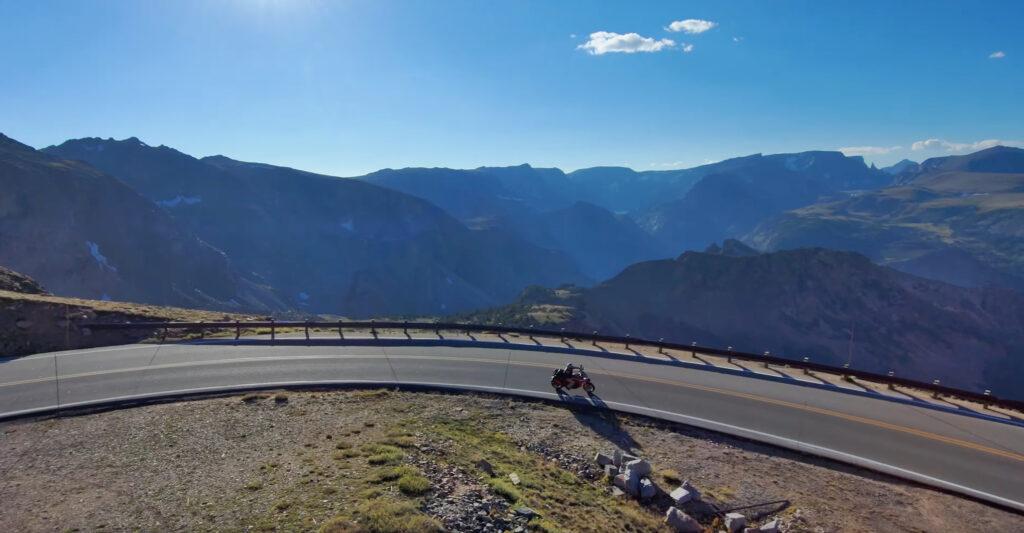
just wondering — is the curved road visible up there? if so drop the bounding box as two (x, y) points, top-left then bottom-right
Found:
(2, 337), (1023, 512)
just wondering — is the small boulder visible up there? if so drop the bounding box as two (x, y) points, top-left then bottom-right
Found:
(612, 449), (623, 467)
(624, 459), (652, 477)
(682, 480), (701, 501)
(664, 507), (702, 533)
(610, 486), (627, 498)
(613, 472), (641, 495)
(669, 486), (693, 505)
(724, 512), (747, 533)
(508, 473), (521, 486)
(639, 478), (657, 500)
(745, 519), (779, 533)
(595, 452), (613, 466)
(475, 459), (495, 477)
(515, 507), (537, 518)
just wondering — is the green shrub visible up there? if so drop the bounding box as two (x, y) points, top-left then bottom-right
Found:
(371, 466), (419, 482)
(397, 475), (431, 496)
(367, 451), (403, 465)
(485, 478), (522, 502)
(355, 499), (442, 532)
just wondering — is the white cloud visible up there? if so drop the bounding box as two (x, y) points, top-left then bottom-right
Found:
(732, 36), (743, 43)
(838, 145), (902, 156)
(989, 50), (1006, 59)
(569, 33), (577, 39)
(577, 31), (675, 55)
(911, 138), (1024, 152)
(666, 19), (717, 34)
(681, 43), (694, 53)
(650, 161), (687, 169)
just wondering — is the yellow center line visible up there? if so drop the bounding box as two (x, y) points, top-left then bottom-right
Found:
(2, 352), (1021, 462)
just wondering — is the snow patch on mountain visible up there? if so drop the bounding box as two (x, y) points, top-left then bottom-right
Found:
(157, 195), (202, 208)
(86, 241), (118, 272)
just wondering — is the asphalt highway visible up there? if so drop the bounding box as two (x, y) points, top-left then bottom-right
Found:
(2, 339), (1023, 512)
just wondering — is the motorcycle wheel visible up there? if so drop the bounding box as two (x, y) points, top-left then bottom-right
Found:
(550, 378), (561, 389)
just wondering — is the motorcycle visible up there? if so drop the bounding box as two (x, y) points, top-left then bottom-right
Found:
(550, 367), (595, 394)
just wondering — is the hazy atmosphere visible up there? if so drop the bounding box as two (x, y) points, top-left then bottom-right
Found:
(2, 0), (1021, 174)
(3, 2), (1024, 532)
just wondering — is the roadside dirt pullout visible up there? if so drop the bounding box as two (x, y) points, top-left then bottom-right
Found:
(1, 390), (1020, 532)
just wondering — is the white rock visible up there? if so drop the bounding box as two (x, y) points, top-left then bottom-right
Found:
(508, 473), (520, 486)
(664, 507), (702, 533)
(604, 464), (619, 477)
(755, 519), (779, 533)
(725, 512), (747, 533)
(624, 459), (652, 477)
(669, 486), (693, 505)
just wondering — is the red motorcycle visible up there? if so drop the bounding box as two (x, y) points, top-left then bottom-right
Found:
(551, 366), (596, 394)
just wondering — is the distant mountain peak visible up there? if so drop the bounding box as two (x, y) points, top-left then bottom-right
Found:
(882, 159), (919, 175)
(701, 239), (760, 258)
(0, 132), (37, 154)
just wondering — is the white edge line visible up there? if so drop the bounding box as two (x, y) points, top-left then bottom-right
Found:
(1, 378), (1021, 513)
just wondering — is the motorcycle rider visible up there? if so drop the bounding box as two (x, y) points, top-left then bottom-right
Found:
(555, 363), (584, 382)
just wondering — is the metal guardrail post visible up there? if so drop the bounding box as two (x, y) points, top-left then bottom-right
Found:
(235, 321), (241, 340)
(887, 370), (896, 390)
(658, 338), (665, 354)
(338, 320), (344, 339)
(802, 357), (810, 375)
(370, 320), (377, 339)
(932, 380), (941, 399)
(198, 321), (205, 339)
(305, 321), (310, 341)
(727, 346), (733, 363)
(270, 319), (275, 342)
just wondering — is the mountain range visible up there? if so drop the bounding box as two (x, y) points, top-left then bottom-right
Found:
(748, 146), (1024, 291)
(5, 130), (1024, 393)
(39, 137), (587, 316)
(0, 134), (285, 311)
(459, 242), (1024, 397)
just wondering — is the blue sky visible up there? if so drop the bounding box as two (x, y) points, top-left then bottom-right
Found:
(1, 0), (1021, 175)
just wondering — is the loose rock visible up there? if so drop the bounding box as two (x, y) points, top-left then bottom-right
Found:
(665, 507), (702, 533)
(475, 459), (495, 477)
(725, 512), (747, 533)
(624, 459), (651, 477)
(639, 478), (657, 500)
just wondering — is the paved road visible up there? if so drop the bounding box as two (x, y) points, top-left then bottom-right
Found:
(2, 338), (1023, 512)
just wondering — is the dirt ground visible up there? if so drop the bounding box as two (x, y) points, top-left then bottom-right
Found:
(0, 389), (1020, 532)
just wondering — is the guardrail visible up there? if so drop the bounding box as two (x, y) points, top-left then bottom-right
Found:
(81, 319), (1024, 411)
